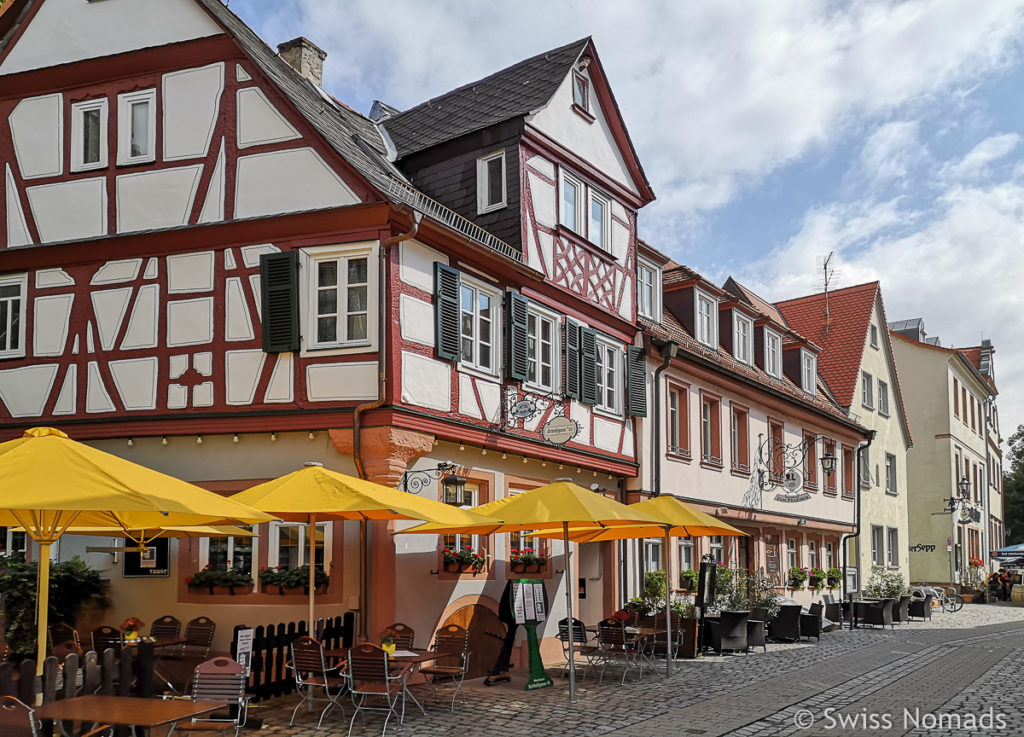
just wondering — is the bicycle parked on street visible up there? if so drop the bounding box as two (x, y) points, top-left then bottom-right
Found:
(912, 583), (964, 613)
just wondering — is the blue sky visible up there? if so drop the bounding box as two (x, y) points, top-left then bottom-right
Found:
(230, 0), (1024, 439)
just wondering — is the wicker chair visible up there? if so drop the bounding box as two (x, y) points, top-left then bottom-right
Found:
(821, 594), (843, 626)
(287, 636), (346, 729)
(768, 605), (802, 642)
(892, 595), (912, 624)
(596, 618), (643, 683)
(707, 610), (749, 655)
(800, 603), (823, 641)
(166, 657), (250, 737)
(746, 607), (768, 653)
(384, 623), (416, 650)
(556, 617), (601, 680)
(346, 643), (406, 737)
(908, 593), (934, 621)
(858, 599), (894, 628)
(420, 624), (471, 711)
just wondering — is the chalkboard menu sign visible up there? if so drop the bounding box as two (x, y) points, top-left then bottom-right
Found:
(122, 537), (170, 577)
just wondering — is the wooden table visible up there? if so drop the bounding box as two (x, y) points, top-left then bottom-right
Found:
(36, 695), (224, 733)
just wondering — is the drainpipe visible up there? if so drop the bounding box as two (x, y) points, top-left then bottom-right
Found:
(982, 397), (993, 573)
(841, 429), (875, 604)
(351, 209), (421, 639)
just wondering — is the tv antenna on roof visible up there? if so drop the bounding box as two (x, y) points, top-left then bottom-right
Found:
(817, 251), (838, 333)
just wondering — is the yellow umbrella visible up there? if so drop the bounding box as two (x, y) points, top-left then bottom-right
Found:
(0, 427), (275, 678)
(400, 480), (665, 702)
(229, 463), (498, 635)
(530, 495), (747, 676)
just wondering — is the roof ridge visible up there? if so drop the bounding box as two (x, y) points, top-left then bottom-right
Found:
(776, 280), (880, 306)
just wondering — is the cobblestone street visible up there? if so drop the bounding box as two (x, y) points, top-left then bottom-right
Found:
(219, 604), (1024, 737)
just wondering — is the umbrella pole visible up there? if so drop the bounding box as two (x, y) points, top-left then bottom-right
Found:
(563, 522), (576, 703)
(308, 513), (316, 637)
(35, 541), (52, 685)
(664, 527), (672, 677)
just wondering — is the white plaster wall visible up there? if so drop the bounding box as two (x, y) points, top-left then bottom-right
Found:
(526, 67), (639, 195)
(116, 166), (203, 234)
(0, 0), (223, 76)
(109, 357), (159, 410)
(9, 94), (62, 179)
(166, 298), (214, 347)
(92, 259), (141, 285)
(234, 148), (359, 219)
(5, 165), (32, 247)
(400, 352), (450, 411)
(167, 251), (215, 293)
(0, 364), (59, 417)
(33, 295), (74, 356)
(27, 178), (106, 243)
(224, 350), (266, 405)
(398, 240), (447, 293)
(162, 63), (223, 161)
(528, 172), (556, 228)
(399, 294), (434, 347)
(305, 362), (378, 402)
(236, 87), (300, 148)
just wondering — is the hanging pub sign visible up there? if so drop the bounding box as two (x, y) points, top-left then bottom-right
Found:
(774, 469), (811, 503)
(122, 537), (169, 577)
(510, 399), (538, 419)
(540, 416), (579, 445)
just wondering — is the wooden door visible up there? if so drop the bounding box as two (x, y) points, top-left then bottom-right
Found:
(441, 604), (505, 679)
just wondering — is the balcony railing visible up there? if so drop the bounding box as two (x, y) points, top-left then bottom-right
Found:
(386, 178), (523, 263)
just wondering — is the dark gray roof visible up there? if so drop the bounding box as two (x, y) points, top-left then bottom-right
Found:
(382, 38), (589, 159)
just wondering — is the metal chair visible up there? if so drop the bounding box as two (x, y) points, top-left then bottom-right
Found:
(595, 617), (643, 683)
(708, 610), (749, 654)
(556, 617), (601, 680)
(649, 611), (684, 660)
(91, 625), (123, 655)
(384, 622), (416, 649)
(419, 624), (471, 710)
(48, 622), (80, 651)
(345, 643), (407, 737)
(286, 635), (346, 729)
(150, 615), (182, 639)
(165, 657), (250, 736)
(800, 603), (823, 641)
(0, 696), (39, 737)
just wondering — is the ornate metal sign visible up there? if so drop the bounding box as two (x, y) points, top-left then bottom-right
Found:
(510, 399), (538, 419)
(540, 416), (579, 445)
(775, 469), (810, 503)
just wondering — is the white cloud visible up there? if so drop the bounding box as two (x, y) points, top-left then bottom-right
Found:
(939, 133), (1021, 182)
(858, 121), (924, 186)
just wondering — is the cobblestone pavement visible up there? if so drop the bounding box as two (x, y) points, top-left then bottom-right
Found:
(193, 604), (1024, 737)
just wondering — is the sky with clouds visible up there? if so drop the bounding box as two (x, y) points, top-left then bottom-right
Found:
(231, 0), (1024, 443)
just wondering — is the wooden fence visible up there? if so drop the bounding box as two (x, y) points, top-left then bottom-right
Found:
(233, 612), (353, 701)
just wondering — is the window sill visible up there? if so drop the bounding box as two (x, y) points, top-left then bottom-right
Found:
(878, 411), (890, 418)
(0, 353), (26, 361)
(885, 490), (898, 497)
(700, 459), (724, 472)
(456, 364), (501, 384)
(571, 103), (595, 124)
(301, 341), (375, 358)
(667, 449), (692, 463)
(477, 201), (507, 216)
(862, 404), (874, 411)
(824, 487), (838, 497)
(730, 465), (750, 478)
(116, 156), (156, 168)
(555, 225), (618, 264)
(522, 381), (559, 397)
(593, 405), (623, 421)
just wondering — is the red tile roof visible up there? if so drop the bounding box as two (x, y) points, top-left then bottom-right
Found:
(776, 282), (879, 408)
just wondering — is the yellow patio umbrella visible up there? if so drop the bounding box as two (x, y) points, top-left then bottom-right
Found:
(229, 462), (499, 635)
(531, 495), (747, 675)
(399, 480), (665, 702)
(0, 427), (276, 679)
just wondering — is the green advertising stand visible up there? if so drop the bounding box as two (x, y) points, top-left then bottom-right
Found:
(515, 578), (553, 691)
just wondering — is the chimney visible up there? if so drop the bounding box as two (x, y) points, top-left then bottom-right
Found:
(277, 37), (327, 87)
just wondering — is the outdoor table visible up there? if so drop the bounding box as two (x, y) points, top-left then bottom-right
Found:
(36, 694), (224, 736)
(325, 649), (438, 719)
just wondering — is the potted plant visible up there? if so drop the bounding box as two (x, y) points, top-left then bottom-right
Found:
(187, 564), (254, 595)
(283, 564), (330, 593)
(258, 565), (287, 593)
(679, 568), (698, 591)
(380, 627), (400, 656)
(864, 567), (909, 600)
(443, 545), (486, 573)
(787, 566), (809, 589)
(509, 547), (547, 573)
(121, 616), (144, 643)
(826, 567), (843, 589)
(808, 567), (826, 591)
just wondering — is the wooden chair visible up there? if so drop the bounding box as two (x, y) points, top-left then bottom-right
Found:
(420, 624), (471, 710)
(595, 618), (642, 683)
(165, 657), (250, 737)
(48, 622), (79, 651)
(90, 625), (123, 655)
(345, 643), (406, 737)
(150, 615), (182, 639)
(384, 622), (416, 650)
(164, 616), (216, 661)
(556, 617), (601, 680)
(286, 636), (346, 729)
(0, 696), (39, 737)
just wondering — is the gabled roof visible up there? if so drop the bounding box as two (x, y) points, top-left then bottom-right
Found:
(776, 282), (879, 409)
(383, 38), (589, 158)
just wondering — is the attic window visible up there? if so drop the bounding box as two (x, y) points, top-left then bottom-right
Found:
(573, 72), (589, 111)
(801, 350), (817, 396)
(476, 150), (506, 214)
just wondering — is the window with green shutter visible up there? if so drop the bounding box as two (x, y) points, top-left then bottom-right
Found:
(505, 291), (529, 382)
(579, 327), (598, 405)
(434, 262), (460, 361)
(260, 251), (300, 353)
(564, 320), (581, 399)
(626, 345), (647, 417)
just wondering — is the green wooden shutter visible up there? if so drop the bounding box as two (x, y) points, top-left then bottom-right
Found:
(434, 262), (461, 361)
(580, 327), (598, 405)
(564, 319), (581, 399)
(260, 251), (300, 353)
(505, 292), (530, 382)
(626, 345), (648, 417)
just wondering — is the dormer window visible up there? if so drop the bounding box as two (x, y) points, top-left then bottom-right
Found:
(636, 258), (661, 320)
(71, 98), (108, 172)
(764, 328), (782, 379)
(476, 150), (506, 214)
(733, 312), (753, 365)
(695, 289), (717, 347)
(801, 349), (817, 396)
(572, 72), (589, 112)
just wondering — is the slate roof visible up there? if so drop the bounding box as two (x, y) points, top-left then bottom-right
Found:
(382, 38), (590, 159)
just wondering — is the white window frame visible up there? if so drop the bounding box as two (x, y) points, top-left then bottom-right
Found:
(694, 289), (718, 348)
(870, 324), (879, 348)
(800, 349), (817, 396)
(764, 328), (782, 379)
(116, 88), (156, 165)
(587, 188), (610, 250)
(524, 303), (560, 394)
(559, 170), (583, 234)
(199, 527), (258, 576)
(787, 538), (797, 569)
(0, 273), (28, 360)
(644, 538), (663, 573)
(861, 371), (874, 408)
(668, 387), (681, 452)
(267, 521), (333, 571)
(572, 71), (590, 112)
(733, 311), (753, 365)
(808, 540), (817, 569)
(877, 379), (890, 416)
(443, 481), (481, 552)
(476, 150), (506, 214)
(825, 541), (834, 569)
(0, 527), (28, 556)
(886, 527), (899, 567)
(636, 257), (661, 320)
(678, 538), (693, 572)
(885, 453), (897, 495)
(71, 98), (108, 172)
(301, 243), (378, 354)
(594, 337), (622, 416)
(709, 535), (724, 563)
(458, 275), (501, 377)
(871, 525), (885, 567)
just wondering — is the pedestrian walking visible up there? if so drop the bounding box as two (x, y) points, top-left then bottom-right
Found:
(999, 568), (1011, 601)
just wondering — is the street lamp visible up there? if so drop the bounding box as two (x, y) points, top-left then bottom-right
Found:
(401, 461), (467, 505)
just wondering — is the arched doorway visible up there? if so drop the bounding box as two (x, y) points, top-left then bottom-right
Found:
(440, 604), (506, 679)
